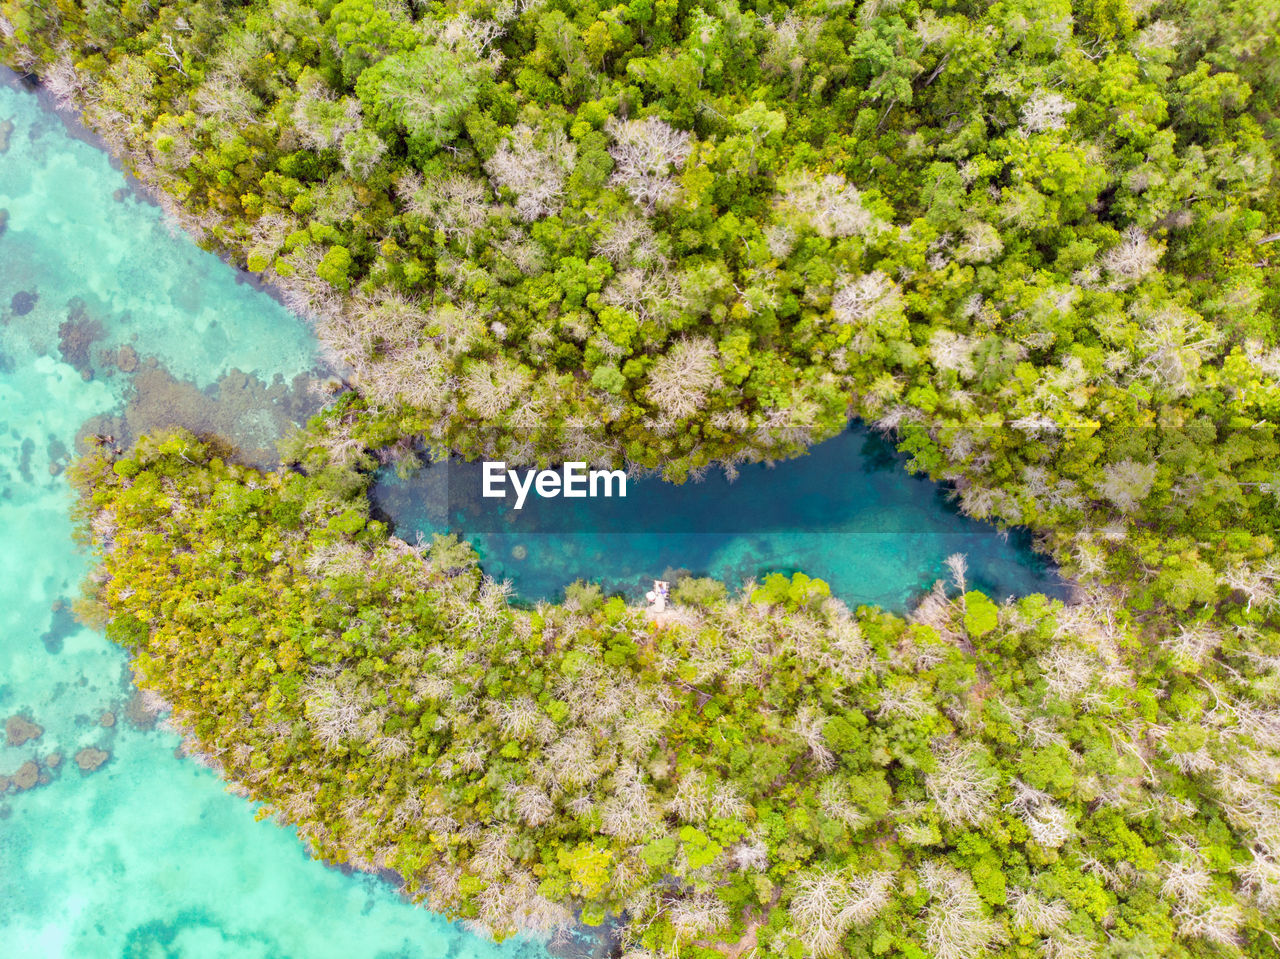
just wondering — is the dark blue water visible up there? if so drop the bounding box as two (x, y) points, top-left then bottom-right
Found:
(371, 426), (1065, 610)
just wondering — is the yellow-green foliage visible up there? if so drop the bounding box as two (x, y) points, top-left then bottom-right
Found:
(73, 432), (1280, 958)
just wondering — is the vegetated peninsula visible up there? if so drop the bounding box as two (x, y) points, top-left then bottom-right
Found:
(5, 0), (1280, 956)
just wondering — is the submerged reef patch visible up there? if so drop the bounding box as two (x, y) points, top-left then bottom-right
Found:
(5, 714), (43, 746)
(12, 760), (39, 790)
(41, 599), (80, 654)
(79, 362), (327, 468)
(46, 436), (70, 476)
(121, 911), (284, 959)
(120, 918), (180, 958)
(10, 289), (37, 316)
(73, 746), (110, 774)
(122, 690), (158, 731)
(57, 298), (105, 377)
(0, 117), (11, 152)
(17, 436), (33, 482)
(114, 344), (138, 373)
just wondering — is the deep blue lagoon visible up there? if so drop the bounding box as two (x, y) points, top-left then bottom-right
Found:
(371, 430), (1065, 610)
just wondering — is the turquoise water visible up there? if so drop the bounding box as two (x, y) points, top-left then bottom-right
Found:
(0, 73), (548, 959)
(371, 432), (1065, 610)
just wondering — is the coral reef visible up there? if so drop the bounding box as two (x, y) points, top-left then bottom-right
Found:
(80, 363), (325, 468)
(10, 289), (37, 316)
(57, 297), (105, 377)
(73, 747), (110, 773)
(41, 600), (80, 654)
(114, 344), (138, 373)
(122, 690), (158, 731)
(5, 714), (43, 746)
(12, 760), (40, 790)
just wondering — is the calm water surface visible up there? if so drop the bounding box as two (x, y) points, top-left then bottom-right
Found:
(371, 433), (1065, 610)
(0, 72), (548, 959)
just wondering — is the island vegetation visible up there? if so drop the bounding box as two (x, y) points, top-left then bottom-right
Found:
(5, 0), (1280, 956)
(71, 430), (1280, 958)
(3, 0), (1276, 481)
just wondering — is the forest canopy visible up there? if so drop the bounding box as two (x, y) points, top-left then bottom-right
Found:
(70, 432), (1280, 959)
(5, 0), (1280, 956)
(3, 0), (1277, 483)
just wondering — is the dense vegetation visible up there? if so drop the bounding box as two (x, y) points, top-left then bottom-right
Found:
(73, 432), (1280, 958)
(2, 0), (1277, 480)
(7, 0), (1280, 955)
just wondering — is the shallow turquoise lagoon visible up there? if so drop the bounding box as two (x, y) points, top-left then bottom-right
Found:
(0, 73), (549, 959)
(371, 432), (1065, 610)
